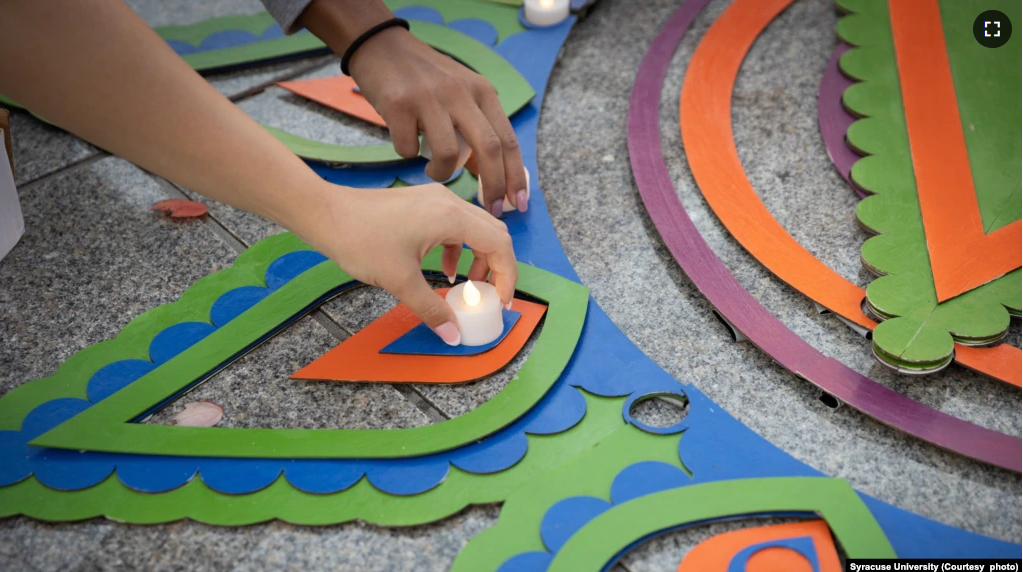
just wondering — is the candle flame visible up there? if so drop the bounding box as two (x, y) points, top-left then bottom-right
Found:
(463, 280), (481, 307)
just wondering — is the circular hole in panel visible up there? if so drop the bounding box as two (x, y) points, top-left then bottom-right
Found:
(627, 392), (689, 434)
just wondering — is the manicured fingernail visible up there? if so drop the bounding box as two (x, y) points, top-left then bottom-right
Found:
(447, 273), (456, 284)
(490, 199), (504, 218)
(516, 190), (528, 213)
(432, 322), (461, 346)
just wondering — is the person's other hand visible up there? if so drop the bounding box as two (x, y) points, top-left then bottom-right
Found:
(349, 27), (529, 217)
(295, 182), (518, 345)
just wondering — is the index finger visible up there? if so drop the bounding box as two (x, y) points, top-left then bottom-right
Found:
(476, 84), (528, 212)
(455, 204), (517, 304)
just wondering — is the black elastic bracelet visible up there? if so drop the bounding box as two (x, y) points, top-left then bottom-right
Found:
(340, 17), (411, 76)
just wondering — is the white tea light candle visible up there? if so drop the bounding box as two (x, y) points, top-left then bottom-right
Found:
(524, 0), (570, 27)
(446, 280), (504, 346)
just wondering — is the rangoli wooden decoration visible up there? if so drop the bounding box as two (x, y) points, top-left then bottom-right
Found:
(632, 0), (1019, 470)
(817, 42), (1022, 386)
(841, 0), (1021, 371)
(0, 0), (1018, 567)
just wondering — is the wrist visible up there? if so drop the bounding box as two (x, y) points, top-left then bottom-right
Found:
(341, 19), (410, 76)
(347, 25), (412, 77)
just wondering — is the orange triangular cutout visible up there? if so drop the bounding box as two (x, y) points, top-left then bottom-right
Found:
(292, 289), (546, 384)
(278, 76), (387, 128)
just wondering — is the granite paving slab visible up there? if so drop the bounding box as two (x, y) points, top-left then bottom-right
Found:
(7, 112), (99, 186)
(124, 0), (267, 28)
(0, 156), (237, 396)
(539, 0), (1020, 542)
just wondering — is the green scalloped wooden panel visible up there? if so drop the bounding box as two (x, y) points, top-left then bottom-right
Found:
(451, 427), (895, 571)
(838, 0), (1021, 370)
(0, 393), (629, 526)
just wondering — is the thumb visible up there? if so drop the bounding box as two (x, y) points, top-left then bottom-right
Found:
(393, 274), (461, 346)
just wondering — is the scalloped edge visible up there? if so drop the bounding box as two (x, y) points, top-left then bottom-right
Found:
(837, 0), (1019, 369)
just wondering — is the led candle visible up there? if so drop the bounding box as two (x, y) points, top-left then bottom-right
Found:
(446, 280), (504, 346)
(524, 0), (570, 27)
(477, 166), (530, 213)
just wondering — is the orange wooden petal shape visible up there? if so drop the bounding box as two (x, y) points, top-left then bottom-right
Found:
(291, 289), (547, 384)
(278, 75), (387, 128)
(679, 0), (873, 331)
(676, 521), (841, 572)
(954, 344), (1022, 388)
(889, 0), (1021, 302)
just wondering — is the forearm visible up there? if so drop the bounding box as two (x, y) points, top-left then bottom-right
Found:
(0, 1), (326, 231)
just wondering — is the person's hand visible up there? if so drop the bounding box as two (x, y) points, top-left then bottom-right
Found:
(348, 27), (529, 217)
(293, 181), (518, 345)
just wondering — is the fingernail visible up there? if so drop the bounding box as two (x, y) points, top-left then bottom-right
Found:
(504, 301), (513, 310)
(516, 190), (528, 213)
(447, 273), (456, 284)
(432, 322), (461, 346)
(490, 199), (504, 218)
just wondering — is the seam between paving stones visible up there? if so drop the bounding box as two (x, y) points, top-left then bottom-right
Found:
(146, 172), (451, 425)
(223, 56), (337, 104)
(14, 151), (106, 192)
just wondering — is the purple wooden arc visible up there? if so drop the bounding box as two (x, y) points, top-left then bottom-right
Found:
(817, 42), (864, 197)
(626, 0), (1020, 472)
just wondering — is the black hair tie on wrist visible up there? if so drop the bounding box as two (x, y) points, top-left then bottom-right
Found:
(340, 17), (411, 76)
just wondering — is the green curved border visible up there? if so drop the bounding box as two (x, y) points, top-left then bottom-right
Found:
(262, 20), (536, 164)
(548, 478), (895, 571)
(30, 241), (588, 458)
(0, 394), (629, 526)
(837, 0), (1021, 368)
(451, 425), (893, 571)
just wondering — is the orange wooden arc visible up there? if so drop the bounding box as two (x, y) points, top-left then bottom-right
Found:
(292, 289), (546, 384)
(679, 0), (872, 330)
(676, 520), (841, 572)
(888, 0), (1021, 303)
(677, 0), (1021, 386)
(954, 344), (1022, 388)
